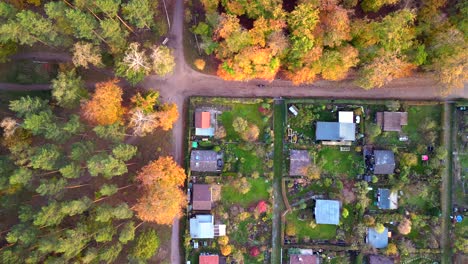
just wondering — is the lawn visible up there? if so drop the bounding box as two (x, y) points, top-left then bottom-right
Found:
(317, 147), (363, 177)
(222, 178), (270, 207)
(220, 103), (268, 141)
(231, 218), (253, 245)
(225, 144), (264, 175)
(403, 105), (442, 145)
(286, 210), (337, 240)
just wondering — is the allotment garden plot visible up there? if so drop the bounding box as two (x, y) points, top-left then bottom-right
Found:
(282, 100), (445, 263)
(185, 97), (275, 264)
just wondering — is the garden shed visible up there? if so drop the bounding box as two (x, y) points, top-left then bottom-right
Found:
(315, 122), (356, 142)
(190, 214), (215, 238)
(190, 150), (224, 172)
(377, 188), (398, 210)
(366, 227), (389, 248)
(368, 255), (394, 264)
(192, 184), (212, 211)
(289, 150), (311, 176)
(314, 199), (340, 225)
(199, 254), (220, 264)
(376, 112), (408, 132)
(374, 150), (395, 174)
(195, 111), (215, 137)
(289, 254), (319, 264)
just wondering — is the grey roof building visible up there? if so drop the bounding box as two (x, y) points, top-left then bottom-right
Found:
(377, 188), (398, 210)
(367, 227), (389, 249)
(314, 199), (340, 225)
(368, 255), (394, 264)
(190, 150), (223, 172)
(192, 184), (212, 211)
(374, 150), (395, 174)
(315, 122), (356, 141)
(376, 112), (408, 132)
(289, 150), (311, 176)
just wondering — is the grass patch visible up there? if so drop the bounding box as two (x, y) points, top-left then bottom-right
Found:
(225, 144), (264, 175)
(317, 147), (363, 176)
(220, 103), (267, 141)
(286, 210), (337, 240)
(403, 105), (442, 144)
(231, 218), (253, 245)
(222, 178), (269, 207)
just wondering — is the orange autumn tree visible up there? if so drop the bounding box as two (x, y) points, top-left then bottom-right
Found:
(155, 103), (179, 131)
(81, 79), (125, 125)
(134, 156), (187, 225)
(128, 92), (179, 136)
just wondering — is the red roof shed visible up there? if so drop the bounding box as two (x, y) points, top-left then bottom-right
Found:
(199, 255), (219, 264)
(195, 112), (211, 128)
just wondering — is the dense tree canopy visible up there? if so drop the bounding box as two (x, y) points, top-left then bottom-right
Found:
(1, 80), (179, 263)
(192, 0), (467, 89)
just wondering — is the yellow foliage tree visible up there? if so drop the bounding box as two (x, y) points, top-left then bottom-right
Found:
(81, 80), (125, 125)
(220, 245), (232, 256)
(134, 156), (187, 225)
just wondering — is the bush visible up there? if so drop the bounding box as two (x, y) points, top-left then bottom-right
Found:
(285, 223), (297, 236)
(194, 59), (206, 70)
(220, 245), (232, 256)
(385, 243), (398, 256)
(342, 208), (349, 219)
(400, 153), (418, 167)
(363, 215), (375, 227)
(374, 223), (385, 234)
(367, 123), (382, 139)
(130, 229), (160, 260)
(397, 218), (412, 235)
(218, 236), (229, 246)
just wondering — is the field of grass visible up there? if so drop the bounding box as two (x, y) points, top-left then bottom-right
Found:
(403, 105), (442, 144)
(222, 178), (269, 207)
(220, 103), (268, 141)
(317, 147), (363, 177)
(225, 144), (264, 175)
(286, 210), (337, 240)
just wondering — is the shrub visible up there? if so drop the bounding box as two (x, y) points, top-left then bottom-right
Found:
(397, 218), (412, 235)
(218, 236), (229, 246)
(220, 245), (232, 256)
(385, 243), (398, 255)
(374, 223), (385, 234)
(367, 123), (382, 139)
(285, 223), (297, 236)
(194, 59), (206, 70)
(400, 153), (418, 167)
(363, 215), (375, 227)
(342, 208), (349, 219)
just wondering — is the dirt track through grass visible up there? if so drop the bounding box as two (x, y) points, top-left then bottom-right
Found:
(272, 98), (286, 264)
(441, 102), (454, 264)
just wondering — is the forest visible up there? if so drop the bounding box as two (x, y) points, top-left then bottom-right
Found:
(0, 0), (175, 85)
(0, 82), (183, 263)
(191, 0), (467, 89)
(0, 1), (182, 263)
